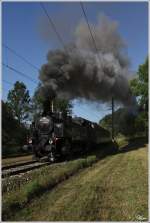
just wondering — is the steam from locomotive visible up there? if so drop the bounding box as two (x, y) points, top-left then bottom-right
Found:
(39, 15), (135, 106)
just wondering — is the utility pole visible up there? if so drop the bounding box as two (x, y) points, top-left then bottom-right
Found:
(112, 97), (114, 139)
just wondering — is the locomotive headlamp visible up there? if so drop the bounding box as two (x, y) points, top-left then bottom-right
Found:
(28, 138), (32, 144)
(49, 139), (53, 144)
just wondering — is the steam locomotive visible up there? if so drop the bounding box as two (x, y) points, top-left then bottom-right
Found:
(24, 110), (112, 162)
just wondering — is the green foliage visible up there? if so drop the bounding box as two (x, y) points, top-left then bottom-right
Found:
(30, 86), (43, 121)
(130, 57), (148, 110)
(134, 112), (147, 134)
(2, 100), (28, 153)
(54, 98), (73, 115)
(118, 109), (136, 136)
(100, 108), (143, 137)
(100, 114), (112, 132)
(3, 145), (148, 221)
(2, 155), (97, 220)
(24, 180), (41, 200)
(130, 57), (148, 135)
(31, 85), (72, 120)
(2, 81), (31, 156)
(7, 81), (31, 123)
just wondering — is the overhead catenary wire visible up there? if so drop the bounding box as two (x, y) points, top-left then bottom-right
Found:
(40, 2), (72, 87)
(3, 79), (13, 86)
(80, 2), (100, 56)
(3, 63), (38, 85)
(40, 2), (67, 52)
(3, 44), (40, 71)
(79, 1), (107, 86)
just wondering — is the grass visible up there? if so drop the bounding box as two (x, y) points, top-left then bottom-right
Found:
(2, 155), (98, 220)
(2, 142), (115, 194)
(4, 142), (148, 221)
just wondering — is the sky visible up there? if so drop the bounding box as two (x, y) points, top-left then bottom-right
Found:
(2, 1), (148, 123)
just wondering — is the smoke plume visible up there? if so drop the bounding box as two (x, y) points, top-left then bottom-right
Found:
(39, 15), (135, 106)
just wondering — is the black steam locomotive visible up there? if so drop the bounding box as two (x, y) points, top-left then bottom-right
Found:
(24, 111), (112, 162)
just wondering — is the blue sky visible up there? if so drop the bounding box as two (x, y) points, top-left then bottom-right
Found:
(2, 1), (148, 123)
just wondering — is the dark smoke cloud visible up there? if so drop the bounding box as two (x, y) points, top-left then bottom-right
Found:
(39, 14), (135, 106)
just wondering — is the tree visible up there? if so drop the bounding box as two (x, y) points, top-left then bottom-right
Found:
(99, 108), (136, 137)
(130, 57), (148, 110)
(2, 100), (28, 152)
(31, 85), (72, 120)
(7, 81), (31, 124)
(130, 57), (148, 137)
(53, 98), (73, 115)
(99, 113), (112, 132)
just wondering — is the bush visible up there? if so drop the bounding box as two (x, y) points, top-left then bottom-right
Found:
(24, 180), (41, 200)
(86, 156), (97, 166)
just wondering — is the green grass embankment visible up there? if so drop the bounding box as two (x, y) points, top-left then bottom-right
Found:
(5, 142), (148, 221)
(3, 154), (99, 220)
(3, 142), (115, 194)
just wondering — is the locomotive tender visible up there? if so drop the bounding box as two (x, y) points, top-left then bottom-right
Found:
(26, 111), (111, 162)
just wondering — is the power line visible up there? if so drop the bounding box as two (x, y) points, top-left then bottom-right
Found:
(40, 2), (67, 51)
(40, 2), (69, 86)
(3, 79), (13, 86)
(3, 44), (40, 71)
(79, 1), (105, 72)
(3, 63), (38, 85)
(80, 2), (99, 55)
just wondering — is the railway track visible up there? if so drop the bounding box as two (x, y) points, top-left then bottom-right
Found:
(2, 160), (50, 178)
(2, 160), (37, 170)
